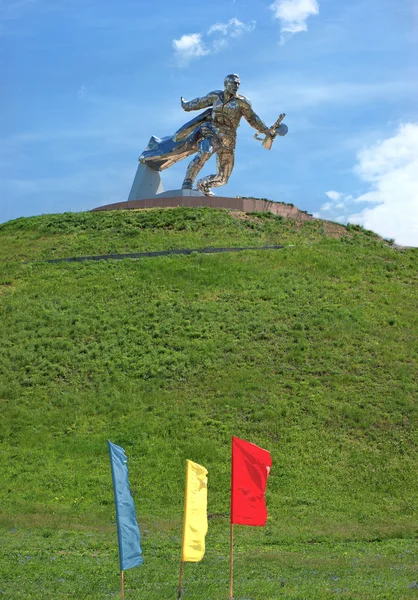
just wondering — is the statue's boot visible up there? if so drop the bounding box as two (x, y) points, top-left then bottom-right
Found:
(195, 148), (233, 196)
(182, 152), (212, 189)
(196, 179), (215, 196)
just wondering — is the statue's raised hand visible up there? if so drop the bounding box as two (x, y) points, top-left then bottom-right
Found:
(180, 96), (187, 110)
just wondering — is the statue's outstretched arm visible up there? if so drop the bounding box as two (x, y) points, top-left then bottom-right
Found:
(241, 99), (270, 134)
(181, 91), (219, 112)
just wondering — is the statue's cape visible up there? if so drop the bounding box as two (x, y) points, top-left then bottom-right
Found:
(139, 108), (212, 171)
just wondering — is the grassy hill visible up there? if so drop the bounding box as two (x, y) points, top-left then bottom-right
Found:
(0, 207), (417, 599)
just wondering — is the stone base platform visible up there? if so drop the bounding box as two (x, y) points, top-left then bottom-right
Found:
(92, 195), (314, 221)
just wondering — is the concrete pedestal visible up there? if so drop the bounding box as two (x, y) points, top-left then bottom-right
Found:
(127, 164), (204, 201)
(128, 163), (164, 201)
(157, 188), (204, 198)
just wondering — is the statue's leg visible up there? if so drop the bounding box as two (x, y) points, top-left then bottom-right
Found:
(196, 148), (235, 195)
(182, 133), (216, 189)
(182, 151), (213, 189)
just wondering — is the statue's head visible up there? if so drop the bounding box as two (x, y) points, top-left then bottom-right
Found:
(224, 74), (240, 95)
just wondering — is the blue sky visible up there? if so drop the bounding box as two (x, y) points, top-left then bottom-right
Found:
(1, 0), (417, 245)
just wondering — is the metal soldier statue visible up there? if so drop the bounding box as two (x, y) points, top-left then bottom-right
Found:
(139, 74), (287, 196)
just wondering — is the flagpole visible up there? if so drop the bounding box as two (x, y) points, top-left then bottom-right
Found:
(229, 522), (234, 600)
(120, 570), (125, 600)
(177, 560), (184, 600)
(230, 437), (234, 600)
(178, 460), (188, 600)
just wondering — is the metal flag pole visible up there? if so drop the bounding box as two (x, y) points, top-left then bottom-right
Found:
(178, 460), (189, 600)
(229, 522), (234, 600)
(229, 436), (234, 600)
(120, 570), (125, 600)
(177, 560), (184, 600)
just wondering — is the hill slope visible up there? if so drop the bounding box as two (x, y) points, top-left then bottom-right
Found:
(1, 207), (417, 599)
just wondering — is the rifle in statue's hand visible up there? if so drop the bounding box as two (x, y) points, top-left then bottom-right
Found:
(254, 113), (286, 150)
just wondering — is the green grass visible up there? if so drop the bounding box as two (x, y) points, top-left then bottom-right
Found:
(0, 206), (379, 262)
(0, 207), (417, 598)
(1, 527), (417, 599)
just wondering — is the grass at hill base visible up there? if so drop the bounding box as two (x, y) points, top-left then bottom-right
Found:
(0, 207), (417, 598)
(0, 206), (384, 262)
(1, 526), (417, 599)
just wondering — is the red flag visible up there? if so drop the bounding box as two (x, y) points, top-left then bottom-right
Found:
(231, 437), (272, 526)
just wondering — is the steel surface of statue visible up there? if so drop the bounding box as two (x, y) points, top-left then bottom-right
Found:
(139, 74), (287, 196)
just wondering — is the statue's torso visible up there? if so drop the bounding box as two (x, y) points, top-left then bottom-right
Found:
(211, 93), (244, 132)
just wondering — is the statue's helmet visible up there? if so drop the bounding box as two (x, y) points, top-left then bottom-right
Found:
(224, 74), (240, 90)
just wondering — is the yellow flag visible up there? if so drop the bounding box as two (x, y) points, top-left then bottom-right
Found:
(181, 460), (208, 562)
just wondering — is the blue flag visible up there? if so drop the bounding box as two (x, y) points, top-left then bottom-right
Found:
(108, 440), (143, 570)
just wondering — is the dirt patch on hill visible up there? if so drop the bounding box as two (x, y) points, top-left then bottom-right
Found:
(320, 220), (352, 238)
(229, 210), (353, 239)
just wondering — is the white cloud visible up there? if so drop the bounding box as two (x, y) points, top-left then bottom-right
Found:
(319, 201), (331, 211)
(270, 0), (319, 43)
(208, 17), (255, 38)
(317, 191), (354, 213)
(173, 18), (255, 66)
(172, 33), (209, 65)
(212, 37), (228, 53)
(316, 124), (418, 246)
(348, 123), (418, 246)
(325, 190), (341, 201)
